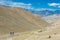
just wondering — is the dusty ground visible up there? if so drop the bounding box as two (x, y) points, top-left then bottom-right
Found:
(12, 20), (60, 40)
(1, 21), (60, 40)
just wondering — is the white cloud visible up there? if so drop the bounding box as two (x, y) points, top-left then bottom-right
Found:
(0, 0), (60, 11)
(0, 0), (33, 9)
(8, 2), (32, 9)
(32, 8), (58, 11)
(48, 3), (60, 8)
(0, 0), (56, 11)
(58, 6), (60, 8)
(48, 3), (60, 6)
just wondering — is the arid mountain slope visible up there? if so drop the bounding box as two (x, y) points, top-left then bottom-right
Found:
(0, 5), (48, 35)
(13, 20), (60, 40)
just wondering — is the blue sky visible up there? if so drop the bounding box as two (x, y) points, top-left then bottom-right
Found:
(12, 0), (60, 8)
(0, 0), (60, 11)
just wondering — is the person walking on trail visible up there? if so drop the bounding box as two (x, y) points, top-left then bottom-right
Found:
(10, 32), (14, 35)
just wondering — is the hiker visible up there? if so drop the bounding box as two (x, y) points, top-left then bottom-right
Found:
(10, 32), (14, 36)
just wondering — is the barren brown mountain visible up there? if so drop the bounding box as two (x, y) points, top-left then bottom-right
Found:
(0, 5), (48, 35)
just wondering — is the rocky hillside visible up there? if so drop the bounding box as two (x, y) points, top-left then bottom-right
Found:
(0, 5), (48, 35)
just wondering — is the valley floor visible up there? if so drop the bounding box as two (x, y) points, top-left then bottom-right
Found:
(0, 20), (60, 40)
(0, 25), (60, 40)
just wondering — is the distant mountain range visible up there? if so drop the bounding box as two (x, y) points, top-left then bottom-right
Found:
(30, 10), (60, 17)
(26, 9), (60, 23)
